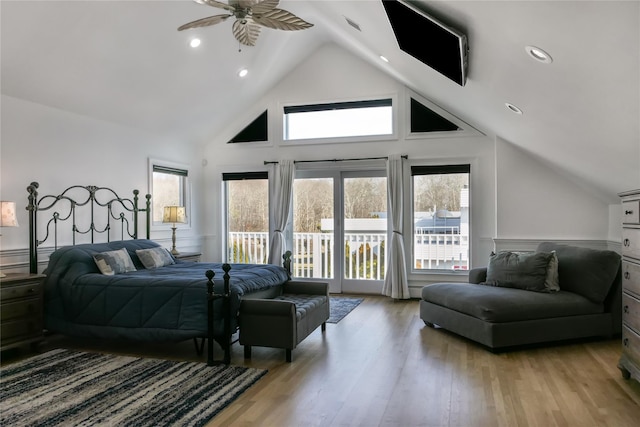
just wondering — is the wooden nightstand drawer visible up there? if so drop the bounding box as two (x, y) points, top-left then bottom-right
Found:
(1, 273), (46, 351)
(622, 326), (640, 369)
(623, 199), (640, 224)
(623, 260), (640, 297)
(1, 317), (43, 342)
(174, 252), (202, 262)
(623, 293), (640, 334)
(1, 281), (42, 301)
(1, 299), (42, 321)
(622, 228), (640, 261)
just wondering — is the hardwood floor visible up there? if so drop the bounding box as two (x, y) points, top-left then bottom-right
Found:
(3, 295), (640, 426)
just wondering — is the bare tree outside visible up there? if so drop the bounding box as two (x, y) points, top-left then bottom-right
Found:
(344, 177), (387, 219)
(227, 180), (269, 232)
(414, 174), (467, 213)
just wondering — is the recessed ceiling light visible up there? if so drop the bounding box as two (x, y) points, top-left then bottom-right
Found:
(380, 55), (389, 63)
(189, 38), (201, 48)
(238, 68), (248, 78)
(505, 103), (523, 115)
(525, 45), (552, 63)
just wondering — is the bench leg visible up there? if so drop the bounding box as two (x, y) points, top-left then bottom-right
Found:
(244, 345), (252, 359)
(321, 322), (326, 332)
(286, 349), (292, 363)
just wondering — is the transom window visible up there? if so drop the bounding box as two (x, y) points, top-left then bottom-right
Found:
(283, 98), (393, 141)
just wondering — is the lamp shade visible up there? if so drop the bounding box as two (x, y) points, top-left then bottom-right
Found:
(0, 201), (19, 227)
(162, 206), (186, 224)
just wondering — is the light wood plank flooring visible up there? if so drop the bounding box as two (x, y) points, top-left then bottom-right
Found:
(3, 295), (640, 426)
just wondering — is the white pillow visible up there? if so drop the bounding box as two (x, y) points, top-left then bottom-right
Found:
(93, 248), (137, 275)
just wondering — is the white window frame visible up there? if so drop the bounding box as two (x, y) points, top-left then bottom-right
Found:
(409, 162), (471, 275)
(148, 158), (191, 230)
(278, 94), (398, 146)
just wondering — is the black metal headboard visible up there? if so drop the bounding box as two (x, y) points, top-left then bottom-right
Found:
(27, 182), (151, 273)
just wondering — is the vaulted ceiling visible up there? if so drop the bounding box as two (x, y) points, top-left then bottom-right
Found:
(2, 1), (638, 203)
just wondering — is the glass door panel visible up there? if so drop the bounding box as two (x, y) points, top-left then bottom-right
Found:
(292, 177), (335, 282)
(342, 175), (387, 293)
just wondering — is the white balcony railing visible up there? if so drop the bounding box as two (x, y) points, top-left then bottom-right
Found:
(227, 230), (469, 278)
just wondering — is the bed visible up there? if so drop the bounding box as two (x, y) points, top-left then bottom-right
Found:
(27, 182), (291, 365)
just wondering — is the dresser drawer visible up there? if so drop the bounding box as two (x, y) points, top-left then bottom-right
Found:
(622, 326), (640, 369)
(1, 298), (42, 321)
(622, 228), (640, 260)
(623, 199), (640, 224)
(0, 317), (43, 342)
(623, 260), (640, 297)
(0, 281), (43, 301)
(623, 293), (640, 333)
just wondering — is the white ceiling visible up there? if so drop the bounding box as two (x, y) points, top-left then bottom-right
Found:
(2, 0), (639, 203)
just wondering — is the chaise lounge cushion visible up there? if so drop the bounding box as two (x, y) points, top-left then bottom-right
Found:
(421, 283), (603, 323)
(480, 250), (555, 292)
(536, 242), (620, 303)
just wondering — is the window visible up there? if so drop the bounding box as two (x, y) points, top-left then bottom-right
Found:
(283, 98), (393, 141)
(223, 171), (269, 264)
(149, 160), (190, 227)
(412, 164), (470, 271)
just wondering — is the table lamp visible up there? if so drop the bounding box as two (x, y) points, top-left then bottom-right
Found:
(162, 206), (186, 255)
(1, 201), (19, 277)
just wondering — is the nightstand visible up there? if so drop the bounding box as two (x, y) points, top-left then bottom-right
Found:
(174, 252), (202, 262)
(1, 273), (46, 352)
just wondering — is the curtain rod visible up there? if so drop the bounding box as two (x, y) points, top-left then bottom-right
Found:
(264, 155), (407, 165)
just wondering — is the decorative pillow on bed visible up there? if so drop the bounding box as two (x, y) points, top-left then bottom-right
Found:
(136, 247), (175, 269)
(480, 250), (555, 292)
(93, 248), (137, 275)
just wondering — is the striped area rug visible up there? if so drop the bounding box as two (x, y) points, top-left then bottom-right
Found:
(0, 348), (266, 427)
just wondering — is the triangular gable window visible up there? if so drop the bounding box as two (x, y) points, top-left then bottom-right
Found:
(406, 89), (483, 138)
(228, 110), (268, 143)
(410, 98), (459, 132)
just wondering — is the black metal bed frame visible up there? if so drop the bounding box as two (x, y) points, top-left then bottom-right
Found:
(26, 181), (234, 365)
(27, 181), (152, 273)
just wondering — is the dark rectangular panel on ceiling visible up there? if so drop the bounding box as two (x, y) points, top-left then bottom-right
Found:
(382, 0), (468, 86)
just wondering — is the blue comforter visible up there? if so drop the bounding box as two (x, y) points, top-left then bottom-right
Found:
(43, 239), (289, 342)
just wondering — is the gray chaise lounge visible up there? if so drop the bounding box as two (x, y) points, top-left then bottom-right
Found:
(420, 242), (622, 349)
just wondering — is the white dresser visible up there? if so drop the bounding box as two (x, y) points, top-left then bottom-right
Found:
(619, 189), (640, 382)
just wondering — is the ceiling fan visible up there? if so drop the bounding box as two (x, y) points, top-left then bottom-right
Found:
(178, 0), (313, 47)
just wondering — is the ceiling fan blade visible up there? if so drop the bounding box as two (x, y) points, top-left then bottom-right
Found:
(250, 0), (279, 15)
(232, 19), (261, 46)
(178, 14), (231, 31)
(253, 8), (313, 31)
(193, 0), (235, 12)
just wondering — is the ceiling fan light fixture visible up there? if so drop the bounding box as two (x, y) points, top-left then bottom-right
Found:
(525, 45), (553, 64)
(189, 38), (202, 48)
(238, 68), (249, 78)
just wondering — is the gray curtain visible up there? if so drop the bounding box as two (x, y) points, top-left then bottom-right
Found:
(268, 160), (295, 266)
(383, 154), (410, 299)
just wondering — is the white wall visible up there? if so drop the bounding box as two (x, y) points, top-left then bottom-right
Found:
(0, 95), (203, 271)
(1, 42), (617, 285)
(495, 137), (611, 240)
